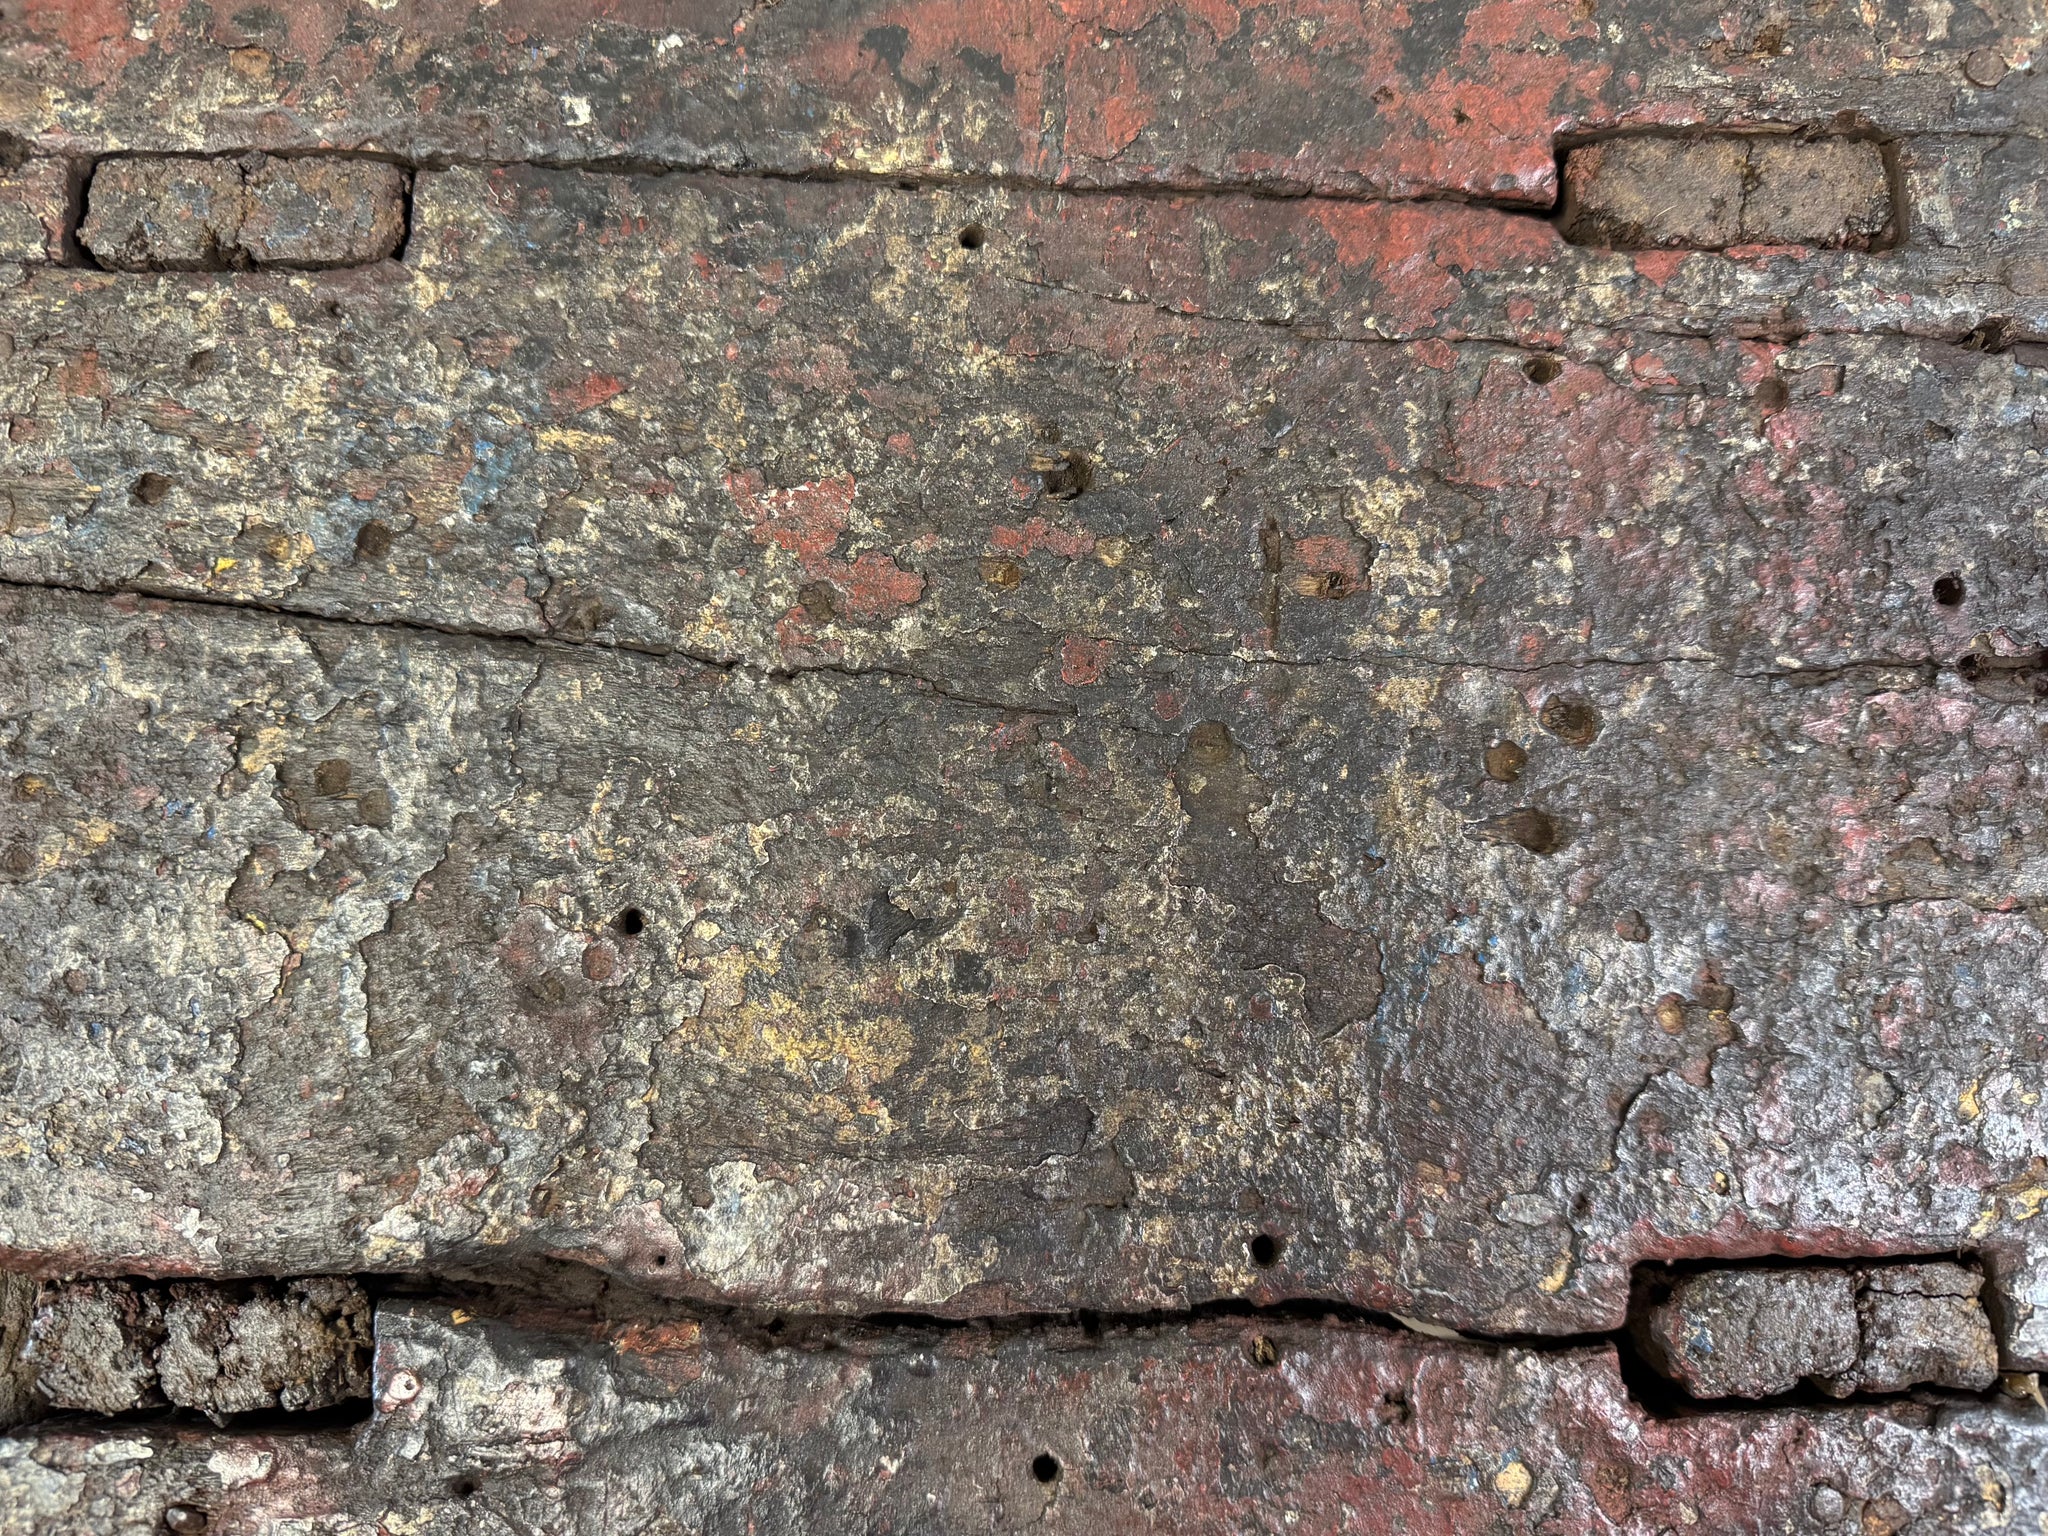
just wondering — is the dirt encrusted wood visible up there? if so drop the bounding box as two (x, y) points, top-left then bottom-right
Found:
(1, 1), (2046, 1532)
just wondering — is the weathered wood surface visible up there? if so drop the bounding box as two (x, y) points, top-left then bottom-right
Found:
(4, 0), (2043, 199)
(8, 1298), (2048, 1535)
(3, 0), (2048, 1529)
(4, 165), (2047, 686)
(4, 579), (2048, 1339)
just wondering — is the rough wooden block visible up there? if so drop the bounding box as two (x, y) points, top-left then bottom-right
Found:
(1563, 135), (1896, 250)
(1560, 137), (1748, 249)
(22, 1281), (165, 1416)
(22, 1279), (372, 1423)
(1744, 137), (1894, 248)
(80, 155), (404, 270)
(239, 157), (408, 268)
(1633, 1267), (1861, 1399)
(1852, 1263), (2001, 1395)
(79, 156), (249, 270)
(1634, 1262), (2003, 1400)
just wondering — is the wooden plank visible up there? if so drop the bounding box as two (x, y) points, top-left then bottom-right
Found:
(3, 3), (2041, 199)
(4, 586), (2045, 1352)
(5, 1298), (2046, 1533)
(2, 166), (2044, 701)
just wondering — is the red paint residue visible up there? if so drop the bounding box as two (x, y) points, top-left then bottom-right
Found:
(826, 550), (926, 620)
(990, 516), (1097, 560)
(23, 0), (145, 84)
(1309, 200), (1560, 332)
(730, 469), (856, 560)
(57, 350), (106, 401)
(1061, 35), (1151, 161)
(1060, 635), (1112, 686)
(728, 470), (925, 626)
(1632, 250), (1687, 286)
(1449, 357), (1660, 538)
(549, 373), (625, 415)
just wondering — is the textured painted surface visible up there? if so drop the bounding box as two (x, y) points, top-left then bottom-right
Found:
(1, 0), (2043, 199)
(3, 167), (2046, 690)
(7, 584), (2048, 1345)
(8, 1299), (2048, 1535)
(2, 0), (2047, 1529)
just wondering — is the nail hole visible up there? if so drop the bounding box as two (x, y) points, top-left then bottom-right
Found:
(1036, 447), (1094, 500)
(957, 224), (987, 251)
(1247, 1334), (1280, 1367)
(1933, 573), (1965, 608)
(1475, 806), (1562, 856)
(131, 472), (172, 506)
(1030, 1452), (1061, 1483)
(1483, 740), (1526, 783)
(445, 1476), (480, 1500)
(1538, 694), (1602, 748)
(613, 907), (646, 936)
(355, 519), (394, 560)
(1522, 354), (1562, 384)
(1247, 1231), (1282, 1267)
(1187, 720), (1234, 766)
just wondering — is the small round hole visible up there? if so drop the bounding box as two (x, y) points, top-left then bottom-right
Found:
(1030, 1452), (1061, 1483)
(1522, 354), (1562, 385)
(957, 224), (987, 251)
(1247, 1231), (1282, 1267)
(1932, 573), (1965, 608)
(613, 907), (646, 936)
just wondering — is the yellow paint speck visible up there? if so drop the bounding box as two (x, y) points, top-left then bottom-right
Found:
(537, 427), (610, 453)
(1494, 1460), (1532, 1508)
